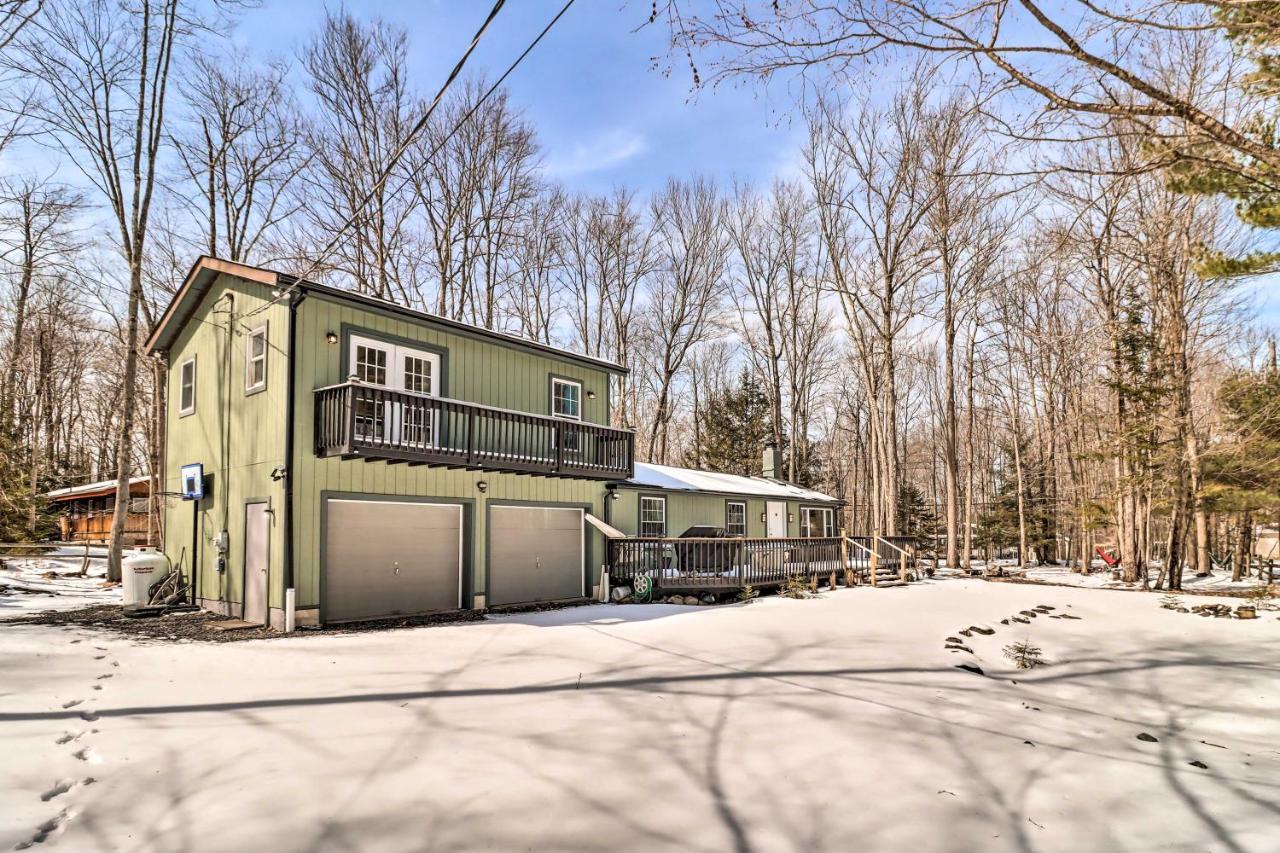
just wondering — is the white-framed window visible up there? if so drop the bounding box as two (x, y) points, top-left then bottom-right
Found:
(639, 495), (667, 537)
(725, 501), (747, 537)
(551, 377), (582, 420)
(178, 357), (196, 416)
(348, 335), (441, 447)
(245, 324), (268, 393)
(348, 335), (439, 395)
(801, 506), (834, 538)
(551, 377), (583, 454)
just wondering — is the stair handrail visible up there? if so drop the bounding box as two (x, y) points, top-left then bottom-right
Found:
(875, 535), (913, 583)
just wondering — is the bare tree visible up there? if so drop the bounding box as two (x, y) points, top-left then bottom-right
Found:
(13, 0), (191, 578)
(300, 10), (415, 301)
(642, 177), (730, 463)
(655, 2), (1266, 178)
(0, 179), (83, 431)
(560, 187), (654, 426)
(172, 52), (308, 263)
(807, 85), (936, 534)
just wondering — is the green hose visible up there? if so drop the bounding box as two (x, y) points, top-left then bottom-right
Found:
(633, 575), (653, 603)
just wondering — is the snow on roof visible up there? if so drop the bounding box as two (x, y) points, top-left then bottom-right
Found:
(623, 462), (839, 503)
(45, 476), (150, 501)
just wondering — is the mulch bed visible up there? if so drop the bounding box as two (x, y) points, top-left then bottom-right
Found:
(2, 603), (488, 643)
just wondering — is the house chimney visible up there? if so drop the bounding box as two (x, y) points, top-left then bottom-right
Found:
(762, 442), (782, 480)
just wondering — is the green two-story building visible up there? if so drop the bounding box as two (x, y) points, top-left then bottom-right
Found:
(145, 257), (841, 628)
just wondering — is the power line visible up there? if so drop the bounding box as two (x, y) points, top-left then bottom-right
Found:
(247, 0), (578, 319)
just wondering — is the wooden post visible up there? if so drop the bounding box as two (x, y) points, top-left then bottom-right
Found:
(870, 545), (878, 587)
(840, 532), (850, 586)
(899, 549), (908, 583)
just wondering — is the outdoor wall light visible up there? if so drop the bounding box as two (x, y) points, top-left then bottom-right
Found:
(476, 480), (489, 493)
(586, 390), (597, 400)
(788, 513), (795, 523)
(760, 512), (767, 523)
(325, 331), (338, 345)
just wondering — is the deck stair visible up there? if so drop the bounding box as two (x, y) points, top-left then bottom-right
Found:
(845, 536), (915, 588)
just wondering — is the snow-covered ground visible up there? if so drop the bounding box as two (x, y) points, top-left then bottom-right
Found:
(0, 548), (120, 615)
(2, 580), (1278, 851)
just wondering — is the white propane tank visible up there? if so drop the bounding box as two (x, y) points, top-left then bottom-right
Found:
(122, 550), (170, 607)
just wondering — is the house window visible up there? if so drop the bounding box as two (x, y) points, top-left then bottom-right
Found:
(725, 501), (747, 537)
(402, 354), (432, 394)
(640, 496), (667, 537)
(551, 377), (581, 420)
(552, 377), (583, 454)
(801, 507), (834, 538)
(179, 358), (196, 416)
(245, 325), (267, 393)
(354, 344), (387, 385)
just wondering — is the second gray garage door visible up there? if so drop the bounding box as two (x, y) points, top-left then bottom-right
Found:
(488, 506), (584, 607)
(324, 498), (462, 623)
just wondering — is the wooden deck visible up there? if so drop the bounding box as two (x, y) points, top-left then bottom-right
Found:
(607, 535), (917, 592)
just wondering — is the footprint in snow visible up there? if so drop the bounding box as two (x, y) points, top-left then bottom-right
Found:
(40, 780), (73, 802)
(78, 710), (100, 722)
(54, 732), (82, 745)
(95, 674), (112, 680)
(72, 747), (100, 764)
(60, 699), (83, 709)
(14, 811), (66, 850)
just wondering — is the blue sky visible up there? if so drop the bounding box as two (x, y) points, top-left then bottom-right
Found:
(234, 0), (807, 194)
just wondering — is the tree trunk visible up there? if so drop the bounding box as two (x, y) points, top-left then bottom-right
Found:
(107, 259), (143, 581)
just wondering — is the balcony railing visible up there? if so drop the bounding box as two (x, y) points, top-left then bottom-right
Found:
(314, 381), (634, 480)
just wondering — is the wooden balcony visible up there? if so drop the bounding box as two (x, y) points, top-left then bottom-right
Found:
(314, 381), (634, 481)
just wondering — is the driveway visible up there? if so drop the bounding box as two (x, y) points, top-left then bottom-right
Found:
(2, 580), (1277, 851)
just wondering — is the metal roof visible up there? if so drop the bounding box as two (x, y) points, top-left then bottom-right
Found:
(45, 476), (150, 501)
(621, 462), (840, 503)
(145, 256), (627, 374)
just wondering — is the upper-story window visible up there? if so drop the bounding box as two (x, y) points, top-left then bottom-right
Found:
(354, 343), (388, 385)
(349, 336), (438, 396)
(551, 377), (582, 420)
(245, 325), (267, 393)
(726, 500), (747, 536)
(178, 357), (196, 416)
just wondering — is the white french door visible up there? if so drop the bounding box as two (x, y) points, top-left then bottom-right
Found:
(349, 335), (441, 447)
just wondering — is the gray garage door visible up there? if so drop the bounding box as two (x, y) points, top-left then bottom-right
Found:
(324, 499), (462, 622)
(488, 506), (584, 607)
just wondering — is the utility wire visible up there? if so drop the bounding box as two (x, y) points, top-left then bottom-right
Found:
(247, 0), (577, 319)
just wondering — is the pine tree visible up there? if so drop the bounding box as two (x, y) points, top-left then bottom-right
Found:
(1203, 369), (1280, 511)
(686, 370), (775, 476)
(1165, 6), (1280, 274)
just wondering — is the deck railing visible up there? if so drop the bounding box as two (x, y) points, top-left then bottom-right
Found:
(608, 536), (846, 590)
(314, 381), (634, 480)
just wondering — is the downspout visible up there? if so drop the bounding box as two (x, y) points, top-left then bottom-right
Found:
(282, 286), (306, 631)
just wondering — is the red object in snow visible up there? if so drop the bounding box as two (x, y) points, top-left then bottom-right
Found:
(1095, 546), (1121, 568)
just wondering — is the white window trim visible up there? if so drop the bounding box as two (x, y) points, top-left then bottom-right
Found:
(726, 500), (747, 537)
(802, 507), (834, 538)
(178, 357), (196, 417)
(348, 334), (439, 396)
(245, 324), (268, 394)
(640, 495), (667, 537)
(551, 377), (583, 421)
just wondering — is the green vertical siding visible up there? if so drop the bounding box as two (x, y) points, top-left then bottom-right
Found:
(160, 274), (290, 611)
(611, 488), (838, 539)
(290, 295), (617, 614)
